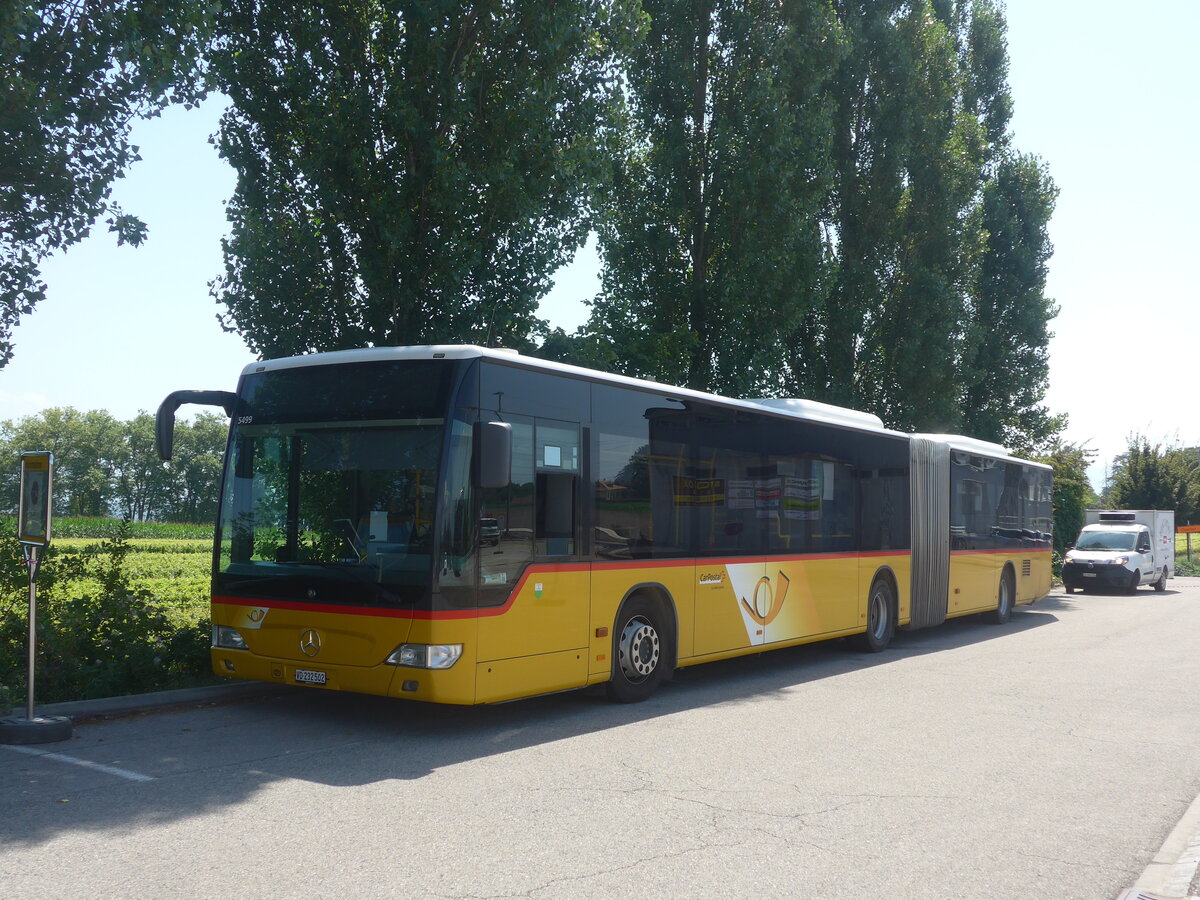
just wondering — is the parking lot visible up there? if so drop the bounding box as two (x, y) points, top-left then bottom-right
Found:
(4, 581), (1200, 899)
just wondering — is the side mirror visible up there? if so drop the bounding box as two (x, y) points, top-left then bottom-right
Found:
(156, 390), (237, 460)
(475, 421), (512, 490)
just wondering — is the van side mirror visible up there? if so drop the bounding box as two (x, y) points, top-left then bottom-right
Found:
(475, 421), (512, 489)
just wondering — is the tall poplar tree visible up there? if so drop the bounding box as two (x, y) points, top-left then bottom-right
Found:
(780, 0), (1059, 444)
(209, 0), (641, 358)
(590, 0), (839, 395)
(783, 0), (909, 410)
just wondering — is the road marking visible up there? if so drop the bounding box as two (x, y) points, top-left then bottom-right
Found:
(3, 744), (155, 783)
(1127, 788), (1200, 899)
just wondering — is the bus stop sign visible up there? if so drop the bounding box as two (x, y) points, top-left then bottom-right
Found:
(18, 451), (52, 548)
(0, 451), (71, 744)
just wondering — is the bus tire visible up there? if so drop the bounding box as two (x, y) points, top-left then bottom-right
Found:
(850, 575), (895, 653)
(1154, 568), (1168, 592)
(606, 595), (672, 703)
(992, 567), (1015, 624)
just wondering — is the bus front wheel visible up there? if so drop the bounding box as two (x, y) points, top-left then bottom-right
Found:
(606, 596), (672, 703)
(850, 576), (895, 653)
(993, 568), (1015, 624)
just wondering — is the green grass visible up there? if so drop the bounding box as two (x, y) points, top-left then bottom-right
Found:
(0, 515), (214, 541)
(52, 537), (213, 612)
(54, 537), (212, 554)
(1173, 533), (1199, 576)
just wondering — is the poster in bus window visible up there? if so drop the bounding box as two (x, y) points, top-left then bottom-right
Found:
(782, 475), (820, 520)
(727, 480), (755, 509)
(673, 476), (724, 507)
(755, 477), (782, 518)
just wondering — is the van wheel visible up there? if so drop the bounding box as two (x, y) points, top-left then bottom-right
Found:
(1126, 570), (1140, 595)
(992, 568), (1015, 623)
(849, 576), (895, 652)
(606, 596), (672, 703)
(1154, 568), (1168, 592)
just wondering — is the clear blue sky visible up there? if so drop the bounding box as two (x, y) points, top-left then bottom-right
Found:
(2, 1), (1197, 491)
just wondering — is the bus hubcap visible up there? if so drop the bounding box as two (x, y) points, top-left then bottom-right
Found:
(870, 590), (888, 639)
(619, 617), (659, 681)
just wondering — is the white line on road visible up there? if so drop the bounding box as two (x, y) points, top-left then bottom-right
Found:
(3, 744), (155, 783)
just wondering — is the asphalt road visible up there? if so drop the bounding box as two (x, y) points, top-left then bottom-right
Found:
(3, 579), (1200, 899)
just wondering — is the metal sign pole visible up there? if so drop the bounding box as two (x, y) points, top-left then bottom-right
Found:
(25, 545), (39, 722)
(1, 452), (71, 744)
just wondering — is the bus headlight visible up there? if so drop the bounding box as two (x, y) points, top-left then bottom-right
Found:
(213, 626), (248, 649)
(386, 643), (463, 669)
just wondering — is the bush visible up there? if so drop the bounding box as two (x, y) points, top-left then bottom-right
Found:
(0, 519), (216, 704)
(1175, 557), (1200, 577)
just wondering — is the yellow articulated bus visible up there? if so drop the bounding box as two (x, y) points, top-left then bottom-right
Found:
(156, 345), (1053, 705)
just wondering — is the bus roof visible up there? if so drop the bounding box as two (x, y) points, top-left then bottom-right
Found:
(241, 345), (1044, 466)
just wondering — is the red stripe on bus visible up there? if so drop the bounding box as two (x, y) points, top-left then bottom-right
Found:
(213, 549), (915, 621)
(950, 547), (1052, 556)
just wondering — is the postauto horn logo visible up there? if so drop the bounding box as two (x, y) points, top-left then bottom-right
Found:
(741, 570), (790, 627)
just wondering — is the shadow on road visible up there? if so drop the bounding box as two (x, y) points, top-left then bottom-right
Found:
(0, 601), (1061, 845)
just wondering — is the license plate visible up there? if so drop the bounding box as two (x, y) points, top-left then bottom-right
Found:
(294, 668), (327, 685)
(1082, 572), (1097, 578)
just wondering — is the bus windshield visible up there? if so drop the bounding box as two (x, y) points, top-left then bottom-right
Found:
(214, 360), (456, 607)
(1075, 530), (1138, 552)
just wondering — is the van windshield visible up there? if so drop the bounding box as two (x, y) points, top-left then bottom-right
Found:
(1076, 531), (1138, 551)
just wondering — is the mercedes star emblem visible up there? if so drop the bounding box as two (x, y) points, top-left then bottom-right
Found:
(299, 628), (321, 657)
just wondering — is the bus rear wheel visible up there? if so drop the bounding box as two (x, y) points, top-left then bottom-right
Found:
(606, 596), (672, 703)
(850, 576), (895, 653)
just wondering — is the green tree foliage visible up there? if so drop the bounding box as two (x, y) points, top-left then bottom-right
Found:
(0, 408), (124, 517)
(0, 408), (226, 522)
(209, 0), (643, 358)
(589, 0), (839, 394)
(1107, 437), (1199, 525)
(790, 0), (1057, 441)
(0, 1), (212, 367)
(1035, 440), (1097, 555)
(803, 0), (976, 427)
(959, 152), (1060, 451)
(583, 0), (1058, 450)
(167, 411), (227, 525)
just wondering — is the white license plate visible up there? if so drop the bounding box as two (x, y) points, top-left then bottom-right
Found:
(294, 669), (327, 685)
(1082, 572), (1097, 578)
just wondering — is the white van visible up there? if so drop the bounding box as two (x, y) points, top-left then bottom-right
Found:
(1062, 510), (1174, 594)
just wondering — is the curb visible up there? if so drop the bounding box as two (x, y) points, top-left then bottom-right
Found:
(1120, 789), (1200, 900)
(15, 682), (285, 723)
